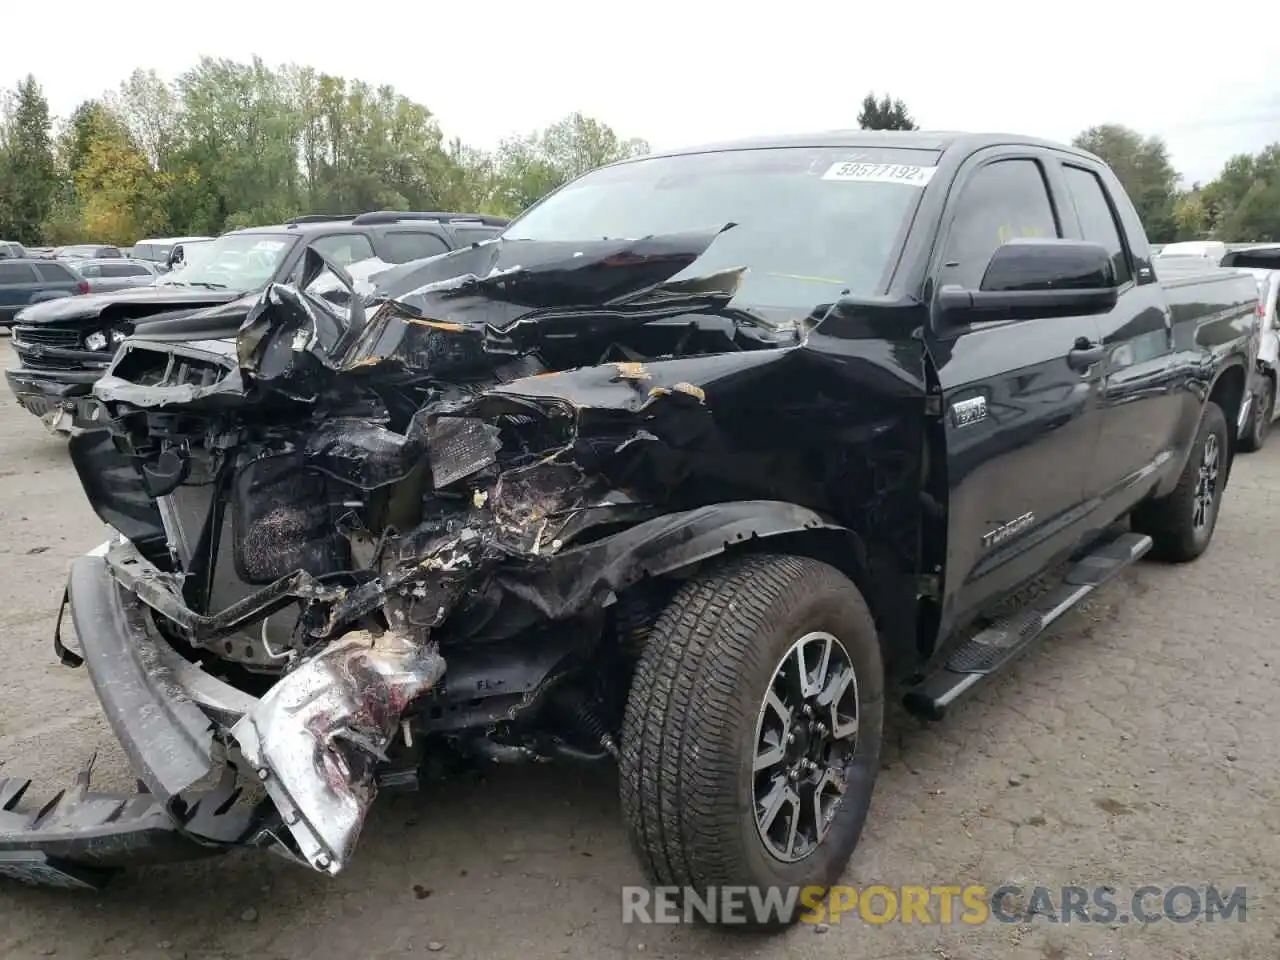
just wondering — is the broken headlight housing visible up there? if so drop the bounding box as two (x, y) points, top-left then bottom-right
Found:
(84, 329), (128, 352)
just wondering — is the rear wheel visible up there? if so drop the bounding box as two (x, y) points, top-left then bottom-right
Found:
(619, 553), (884, 928)
(1240, 376), (1274, 452)
(1132, 401), (1229, 562)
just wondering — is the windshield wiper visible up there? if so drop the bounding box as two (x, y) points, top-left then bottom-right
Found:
(185, 281), (229, 290)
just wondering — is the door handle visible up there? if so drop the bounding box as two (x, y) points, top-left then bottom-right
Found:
(1067, 338), (1107, 371)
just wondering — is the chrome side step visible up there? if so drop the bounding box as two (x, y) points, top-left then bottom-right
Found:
(903, 531), (1152, 720)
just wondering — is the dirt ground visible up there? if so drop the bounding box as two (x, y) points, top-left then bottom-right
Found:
(0, 332), (1276, 960)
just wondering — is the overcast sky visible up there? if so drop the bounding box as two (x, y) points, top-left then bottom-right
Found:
(6, 0), (1278, 186)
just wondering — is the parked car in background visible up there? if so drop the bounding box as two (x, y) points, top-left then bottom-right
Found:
(1, 241), (27, 259)
(4, 210), (509, 431)
(0, 259), (87, 329)
(129, 235), (214, 272)
(25, 247), (56, 259)
(55, 244), (123, 261)
(74, 258), (161, 293)
(1157, 240), (1227, 265)
(1222, 244), (1280, 451)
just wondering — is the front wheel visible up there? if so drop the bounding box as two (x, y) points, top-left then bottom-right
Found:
(1132, 401), (1230, 562)
(619, 553), (884, 928)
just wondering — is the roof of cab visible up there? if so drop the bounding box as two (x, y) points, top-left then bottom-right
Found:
(630, 129), (1100, 164)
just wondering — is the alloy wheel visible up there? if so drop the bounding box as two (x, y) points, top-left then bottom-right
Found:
(752, 631), (860, 863)
(1192, 432), (1220, 532)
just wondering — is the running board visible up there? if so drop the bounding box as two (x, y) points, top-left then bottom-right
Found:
(903, 531), (1152, 721)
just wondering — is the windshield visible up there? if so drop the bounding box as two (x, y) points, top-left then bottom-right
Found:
(157, 233), (295, 291)
(503, 146), (939, 308)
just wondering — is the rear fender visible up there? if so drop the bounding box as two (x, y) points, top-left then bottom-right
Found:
(1154, 359), (1246, 499)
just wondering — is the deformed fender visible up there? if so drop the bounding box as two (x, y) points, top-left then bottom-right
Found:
(492, 499), (862, 620)
(1155, 358), (1248, 500)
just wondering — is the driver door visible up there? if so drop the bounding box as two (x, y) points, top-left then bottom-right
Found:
(927, 150), (1105, 639)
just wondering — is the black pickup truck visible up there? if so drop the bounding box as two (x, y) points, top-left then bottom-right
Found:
(0, 132), (1258, 923)
(3, 210), (509, 432)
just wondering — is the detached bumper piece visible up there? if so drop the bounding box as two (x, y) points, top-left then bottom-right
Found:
(0, 762), (254, 891)
(0, 547), (266, 890)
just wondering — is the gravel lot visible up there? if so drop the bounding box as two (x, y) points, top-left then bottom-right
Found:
(1, 331), (1277, 960)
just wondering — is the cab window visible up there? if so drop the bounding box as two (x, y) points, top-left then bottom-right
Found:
(940, 158), (1060, 290)
(1061, 165), (1132, 285)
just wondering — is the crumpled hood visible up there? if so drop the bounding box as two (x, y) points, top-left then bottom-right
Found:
(15, 285), (244, 326)
(234, 225), (797, 394)
(367, 226), (737, 327)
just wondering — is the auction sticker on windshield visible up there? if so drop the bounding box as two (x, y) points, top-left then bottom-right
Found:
(822, 162), (936, 186)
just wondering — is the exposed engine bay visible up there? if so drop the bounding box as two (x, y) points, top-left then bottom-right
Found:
(42, 226), (924, 881)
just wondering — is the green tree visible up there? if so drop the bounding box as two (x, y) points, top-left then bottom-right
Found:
(857, 93), (918, 131)
(175, 56), (304, 228)
(1172, 186), (1210, 240)
(0, 75), (57, 242)
(1071, 124), (1179, 242)
(75, 114), (166, 244)
(110, 69), (182, 169)
(0, 59), (657, 241)
(1199, 144), (1280, 242)
(493, 111), (649, 213)
(60, 100), (117, 183)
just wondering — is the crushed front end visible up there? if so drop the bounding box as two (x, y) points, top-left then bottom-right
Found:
(3, 230), (858, 887)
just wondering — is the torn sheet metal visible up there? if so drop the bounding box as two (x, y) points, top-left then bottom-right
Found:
(232, 629), (446, 874)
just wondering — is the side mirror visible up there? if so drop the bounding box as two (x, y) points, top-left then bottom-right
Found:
(938, 239), (1120, 323)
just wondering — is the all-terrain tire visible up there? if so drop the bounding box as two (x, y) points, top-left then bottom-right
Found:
(618, 553), (884, 928)
(1239, 375), (1274, 453)
(1131, 401), (1229, 563)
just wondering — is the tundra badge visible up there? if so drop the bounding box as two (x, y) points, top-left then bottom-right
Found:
(950, 395), (987, 427)
(982, 511), (1035, 548)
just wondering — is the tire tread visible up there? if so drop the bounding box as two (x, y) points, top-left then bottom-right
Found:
(619, 552), (880, 895)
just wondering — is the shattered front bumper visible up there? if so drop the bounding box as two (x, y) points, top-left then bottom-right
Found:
(1, 534), (449, 890)
(0, 541), (267, 890)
